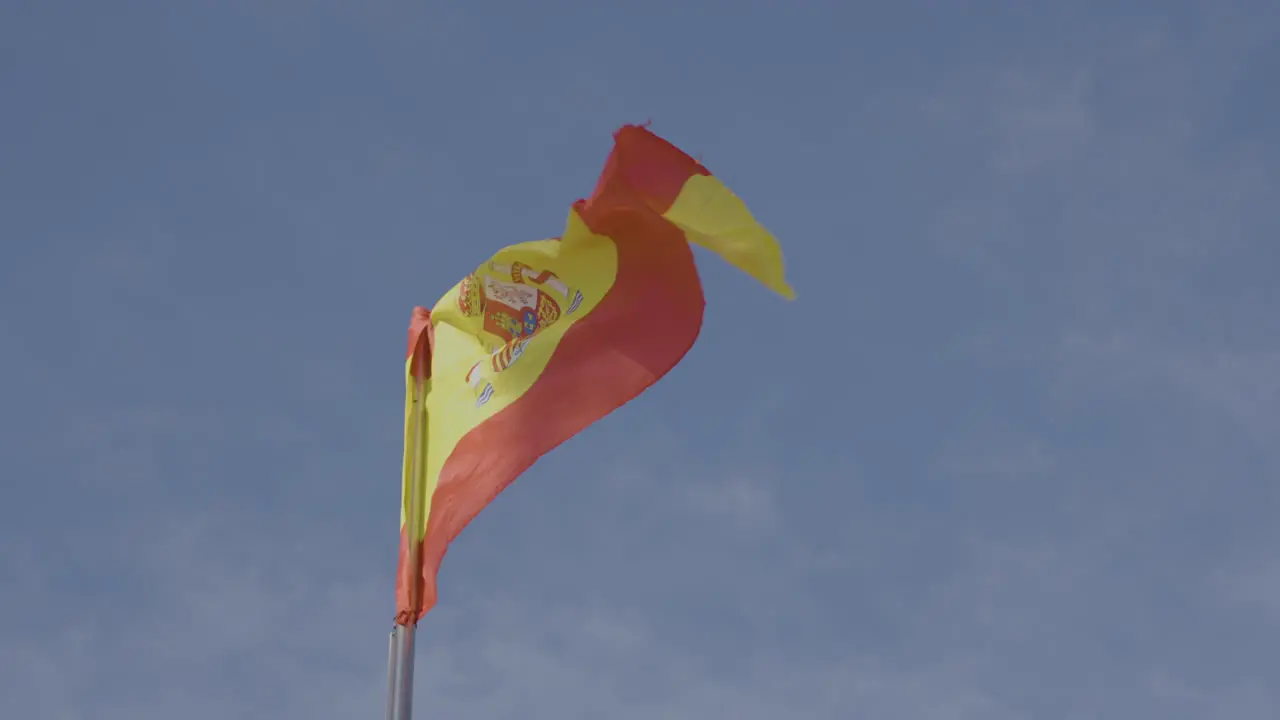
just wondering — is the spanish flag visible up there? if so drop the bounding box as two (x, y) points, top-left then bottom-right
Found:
(397, 125), (793, 623)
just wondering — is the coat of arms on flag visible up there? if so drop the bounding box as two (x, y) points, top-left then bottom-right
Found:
(458, 260), (586, 406)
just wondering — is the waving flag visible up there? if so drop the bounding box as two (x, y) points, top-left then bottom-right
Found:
(396, 124), (793, 623)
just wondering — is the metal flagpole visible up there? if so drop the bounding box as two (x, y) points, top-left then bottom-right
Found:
(387, 373), (428, 720)
(387, 624), (416, 720)
(385, 629), (396, 720)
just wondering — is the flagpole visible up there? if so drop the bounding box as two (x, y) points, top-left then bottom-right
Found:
(385, 629), (396, 720)
(387, 373), (428, 720)
(386, 624), (416, 720)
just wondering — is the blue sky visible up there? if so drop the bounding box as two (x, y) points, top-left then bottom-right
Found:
(3, 1), (1279, 717)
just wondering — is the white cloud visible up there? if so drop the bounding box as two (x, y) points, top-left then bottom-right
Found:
(681, 472), (779, 534)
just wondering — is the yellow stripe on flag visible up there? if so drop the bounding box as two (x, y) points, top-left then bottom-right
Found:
(664, 174), (794, 300)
